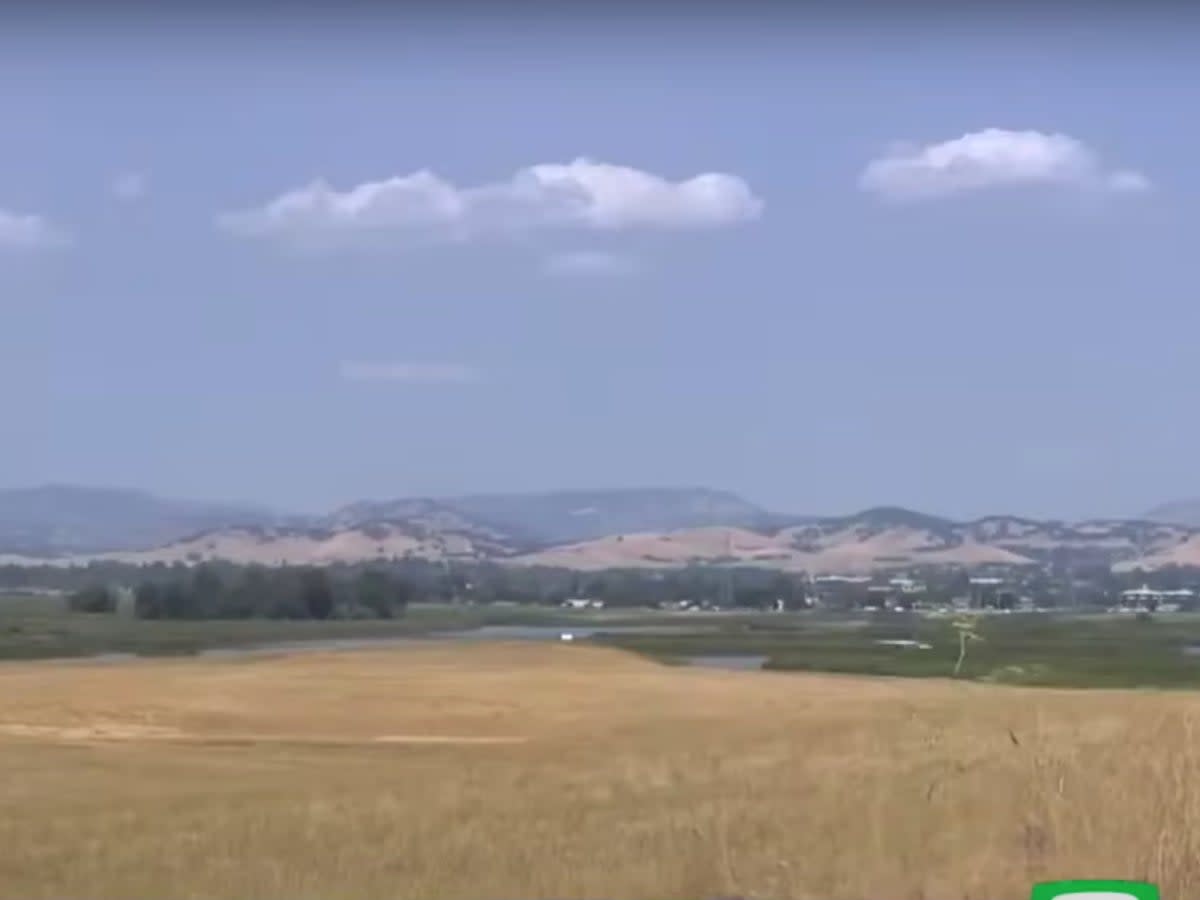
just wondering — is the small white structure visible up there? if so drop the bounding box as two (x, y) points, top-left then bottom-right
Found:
(660, 599), (700, 611)
(967, 575), (1013, 609)
(875, 639), (932, 650)
(561, 597), (604, 610)
(1119, 585), (1194, 610)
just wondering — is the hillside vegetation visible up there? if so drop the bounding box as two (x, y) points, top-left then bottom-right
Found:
(2, 642), (1199, 899)
(9, 485), (1200, 572)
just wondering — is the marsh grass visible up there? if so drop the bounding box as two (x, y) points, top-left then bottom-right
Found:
(0, 595), (763, 661)
(2, 642), (1200, 899)
(605, 612), (1200, 688)
(0, 597), (677, 661)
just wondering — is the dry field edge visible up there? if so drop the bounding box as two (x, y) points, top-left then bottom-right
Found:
(11, 593), (1200, 691)
(3, 639), (1200, 900)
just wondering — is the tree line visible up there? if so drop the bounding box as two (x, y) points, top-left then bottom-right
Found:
(46, 557), (1200, 617)
(69, 565), (412, 620)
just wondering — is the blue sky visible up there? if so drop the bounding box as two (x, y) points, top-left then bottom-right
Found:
(3, 7), (1198, 519)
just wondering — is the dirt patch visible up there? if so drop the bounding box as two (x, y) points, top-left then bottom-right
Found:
(371, 735), (527, 745)
(0, 722), (184, 741)
(0, 722), (527, 747)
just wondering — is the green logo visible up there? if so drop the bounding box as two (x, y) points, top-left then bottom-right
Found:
(1031, 880), (1159, 900)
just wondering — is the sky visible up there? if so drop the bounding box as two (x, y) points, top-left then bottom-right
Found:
(2, 3), (1199, 520)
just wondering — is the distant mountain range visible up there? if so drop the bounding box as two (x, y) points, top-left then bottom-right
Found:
(0, 484), (785, 557)
(4, 483), (1200, 573)
(1141, 499), (1200, 528)
(333, 487), (783, 545)
(0, 485), (285, 556)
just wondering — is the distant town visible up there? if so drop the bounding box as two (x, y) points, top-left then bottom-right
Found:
(7, 485), (1200, 619)
(559, 566), (1200, 616)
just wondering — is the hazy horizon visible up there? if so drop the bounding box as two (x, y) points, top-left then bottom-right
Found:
(6, 5), (1199, 521)
(1, 480), (1191, 525)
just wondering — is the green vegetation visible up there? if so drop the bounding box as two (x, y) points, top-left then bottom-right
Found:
(15, 580), (1200, 690)
(0, 592), (700, 661)
(66, 584), (117, 614)
(595, 611), (1200, 689)
(127, 565), (411, 621)
(8, 554), (1200, 615)
(1, 559), (811, 610)
(0, 593), (439, 660)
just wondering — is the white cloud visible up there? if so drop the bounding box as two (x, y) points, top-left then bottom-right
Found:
(339, 362), (480, 384)
(111, 172), (148, 201)
(0, 209), (69, 251)
(859, 129), (1151, 201)
(542, 250), (639, 277)
(219, 158), (762, 246)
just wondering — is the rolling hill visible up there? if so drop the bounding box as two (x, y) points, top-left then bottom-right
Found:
(506, 511), (1173, 573)
(0, 484), (282, 556)
(77, 521), (520, 567)
(1143, 498), (1200, 528)
(328, 487), (781, 545)
(15, 506), (1197, 575)
(6, 485), (1200, 573)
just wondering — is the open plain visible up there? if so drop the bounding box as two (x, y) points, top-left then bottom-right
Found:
(3, 641), (1200, 900)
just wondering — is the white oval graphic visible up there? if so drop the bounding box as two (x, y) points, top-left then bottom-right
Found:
(1054, 893), (1138, 900)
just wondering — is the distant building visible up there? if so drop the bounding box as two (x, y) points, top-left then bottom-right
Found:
(659, 599), (712, 612)
(561, 597), (604, 610)
(863, 575), (928, 610)
(1119, 585), (1194, 612)
(966, 576), (1021, 610)
(811, 574), (872, 609)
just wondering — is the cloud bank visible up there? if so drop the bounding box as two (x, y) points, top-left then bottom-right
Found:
(220, 159), (762, 246)
(860, 129), (1151, 201)
(0, 209), (69, 251)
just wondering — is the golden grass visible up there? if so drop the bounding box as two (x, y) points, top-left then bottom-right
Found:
(2, 641), (1200, 899)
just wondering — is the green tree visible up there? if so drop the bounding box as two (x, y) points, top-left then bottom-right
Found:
(355, 569), (397, 618)
(350, 571), (412, 619)
(133, 582), (164, 619)
(68, 584), (116, 613)
(163, 580), (192, 619)
(300, 568), (334, 620)
(227, 566), (271, 618)
(191, 564), (226, 618)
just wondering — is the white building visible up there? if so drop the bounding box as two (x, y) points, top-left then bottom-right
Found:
(813, 574), (872, 584)
(561, 597), (604, 610)
(1119, 585), (1194, 611)
(966, 575), (1011, 609)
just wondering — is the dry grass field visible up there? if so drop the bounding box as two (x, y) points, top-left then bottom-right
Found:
(2, 642), (1200, 900)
